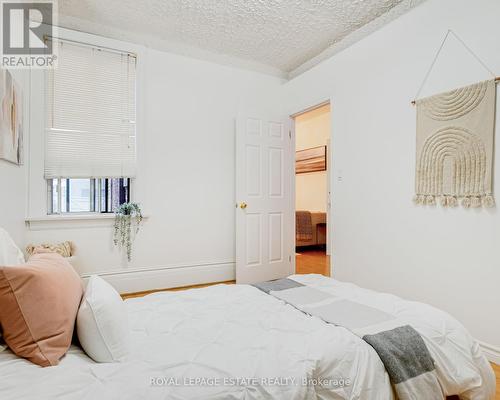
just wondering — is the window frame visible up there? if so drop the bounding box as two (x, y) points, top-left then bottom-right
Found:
(27, 27), (143, 223)
(47, 178), (131, 215)
(43, 35), (136, 216)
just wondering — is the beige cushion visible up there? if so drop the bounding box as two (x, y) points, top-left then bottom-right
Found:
(26, 241), (75, 258)
(0, 253), (83, 366)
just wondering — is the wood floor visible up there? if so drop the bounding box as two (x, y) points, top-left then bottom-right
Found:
(121, 281), (234, 300)
(493, 363), (500, 399)
(295, 247), (330, 276)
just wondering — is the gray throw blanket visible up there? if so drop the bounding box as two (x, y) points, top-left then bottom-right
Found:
(296, 211), (313, 241)
(253, 279), (442, 400)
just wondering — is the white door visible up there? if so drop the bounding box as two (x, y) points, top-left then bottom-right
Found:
(236, 114), (294, 284)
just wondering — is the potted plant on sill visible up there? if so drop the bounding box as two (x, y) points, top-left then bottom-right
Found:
(113, 202), (143, 262)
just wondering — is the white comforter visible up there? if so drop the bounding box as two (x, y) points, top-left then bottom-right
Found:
(0, 274), (495, 399)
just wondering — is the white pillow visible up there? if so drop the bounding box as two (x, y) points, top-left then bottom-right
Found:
(0, 227), (25, 266)
(77, 275), (130, 363)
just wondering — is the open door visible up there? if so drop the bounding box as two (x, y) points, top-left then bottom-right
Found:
(236, 114), (294, 284)
(326, 138), (331, 256)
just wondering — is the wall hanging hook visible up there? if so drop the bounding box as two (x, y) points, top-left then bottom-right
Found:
(411, 29), (498, 105)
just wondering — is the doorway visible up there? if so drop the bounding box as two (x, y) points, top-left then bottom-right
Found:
(293, 103), (331, 276)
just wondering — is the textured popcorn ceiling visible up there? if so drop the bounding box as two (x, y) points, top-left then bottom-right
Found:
(58, 0), (425, 78)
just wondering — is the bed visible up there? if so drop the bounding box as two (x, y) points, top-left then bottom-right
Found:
(0, 274), (495, 399)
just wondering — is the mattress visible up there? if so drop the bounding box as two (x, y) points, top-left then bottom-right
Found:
(0, 274), (495, 399)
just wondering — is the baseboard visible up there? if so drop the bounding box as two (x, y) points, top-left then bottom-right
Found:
(81, 262), (235, 294)
(478, 340), (500, 365)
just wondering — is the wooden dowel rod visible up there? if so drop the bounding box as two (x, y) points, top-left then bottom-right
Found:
(411, 77), (500, 105)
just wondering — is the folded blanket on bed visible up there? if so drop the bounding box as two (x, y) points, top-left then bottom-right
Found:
(253, 279), (442, 400)
(296, 211), (313, 241)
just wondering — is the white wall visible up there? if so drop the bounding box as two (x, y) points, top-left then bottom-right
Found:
(282, 0), (500, 349)
(25, 28), (283, 292)
(0, 161), (26, 246)
(0, 70), (29, 247)
(6, 0), (499, 354)
(295, 105), (330, 212)
(296, 173), (327, 212)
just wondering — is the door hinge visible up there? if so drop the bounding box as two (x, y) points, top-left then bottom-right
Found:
(289, 130), (291, 139)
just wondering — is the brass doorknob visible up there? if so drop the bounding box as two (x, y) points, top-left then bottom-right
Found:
(240, 202), (248, 209)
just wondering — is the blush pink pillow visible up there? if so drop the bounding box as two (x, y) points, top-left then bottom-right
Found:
(0, 253), (83, 367)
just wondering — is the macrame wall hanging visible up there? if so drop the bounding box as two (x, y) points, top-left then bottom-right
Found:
(412, 30), (498, 208)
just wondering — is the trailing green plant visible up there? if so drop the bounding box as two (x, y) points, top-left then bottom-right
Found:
(113, 202), (143, 262)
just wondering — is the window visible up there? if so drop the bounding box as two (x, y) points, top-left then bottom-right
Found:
(48, 178), (131, 214)
(44, 38), (136, 214)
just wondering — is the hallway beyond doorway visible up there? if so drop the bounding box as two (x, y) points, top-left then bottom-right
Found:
(296, 247), (330, 276)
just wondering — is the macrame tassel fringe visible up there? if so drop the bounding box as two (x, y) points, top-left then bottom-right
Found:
(471, 196), (482, 208)
(483, 194), (495, 208)
(439, 195), (458, 207)
(414, 194), (495, 208)
(413, 194), (425, 205)
(447, 196), (458, 207)
(425, 195), (436, 206)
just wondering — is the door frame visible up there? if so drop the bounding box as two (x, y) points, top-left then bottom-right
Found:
(290, 99), (333, 276)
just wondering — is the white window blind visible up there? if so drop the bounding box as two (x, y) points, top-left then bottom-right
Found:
(45, 39), (136, 179)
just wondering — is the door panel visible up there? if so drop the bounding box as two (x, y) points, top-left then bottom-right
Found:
(269, 147), (283, 197)
(269, 121), (283, 139)
(246, 145), (261, 196)
(245, 213), (262, 266)
(269, 212), (283, 263)
(236, 115), (293, 284)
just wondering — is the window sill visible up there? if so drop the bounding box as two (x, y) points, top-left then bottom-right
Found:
(26, 213), (117, 223)
(25, 213), (148, 230)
